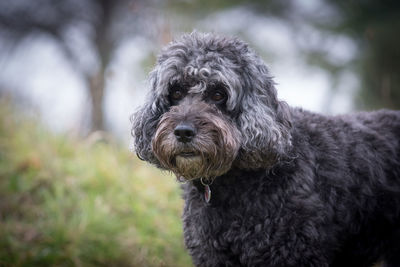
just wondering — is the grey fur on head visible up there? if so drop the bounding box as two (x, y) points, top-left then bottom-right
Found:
(132, 32), (292, 176)
(131, 32), (400, 267)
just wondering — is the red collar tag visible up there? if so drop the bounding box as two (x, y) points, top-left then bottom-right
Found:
(204, 185), (211, 203)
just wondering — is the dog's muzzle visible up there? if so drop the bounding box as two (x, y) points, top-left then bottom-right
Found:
(152, 101), (241, 180)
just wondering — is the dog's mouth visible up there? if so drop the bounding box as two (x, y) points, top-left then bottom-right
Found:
(178, 151), (198, 158)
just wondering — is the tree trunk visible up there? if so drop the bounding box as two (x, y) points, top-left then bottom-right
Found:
(88, 70), (105, 131)
(87, 0), (113, 132)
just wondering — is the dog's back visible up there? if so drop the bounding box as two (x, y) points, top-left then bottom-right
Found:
(284, 108), (400, 266)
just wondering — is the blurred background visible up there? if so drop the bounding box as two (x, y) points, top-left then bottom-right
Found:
(0, 0), (399, 266)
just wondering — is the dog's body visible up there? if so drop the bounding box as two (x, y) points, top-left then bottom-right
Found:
(132, 32), (400, 267)
(183, 108), (400, 267)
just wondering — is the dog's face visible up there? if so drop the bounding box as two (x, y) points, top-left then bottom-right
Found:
(132, 32), (292, 180)
(152, 86), (242, 180)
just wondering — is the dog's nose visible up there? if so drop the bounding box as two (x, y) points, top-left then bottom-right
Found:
(174, 123), (196, 143)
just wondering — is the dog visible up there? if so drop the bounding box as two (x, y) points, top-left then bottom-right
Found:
(132, 32), (400, 267)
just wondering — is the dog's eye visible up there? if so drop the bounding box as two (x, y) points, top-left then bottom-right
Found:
(171, 89), (183, 100)
(169, 86), (185, 103)
(210, 90), (226, 103)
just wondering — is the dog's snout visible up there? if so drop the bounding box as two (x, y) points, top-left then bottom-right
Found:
(174, 123), (196, 143)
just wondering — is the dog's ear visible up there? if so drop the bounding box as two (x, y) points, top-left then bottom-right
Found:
(236, 62), (292, 169)
(131, 70), (166, 167)
(131, 101), (157, 165)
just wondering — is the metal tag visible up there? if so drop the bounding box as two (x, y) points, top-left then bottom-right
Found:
(204, 185), (211, 203)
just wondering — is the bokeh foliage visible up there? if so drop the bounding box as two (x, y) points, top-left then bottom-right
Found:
(0, 103), (192, 266)
(325, 0), (400, 109)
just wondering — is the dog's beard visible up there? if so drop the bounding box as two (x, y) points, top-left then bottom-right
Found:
(175, 154), (207, 180)
(151, 110), (241, 180)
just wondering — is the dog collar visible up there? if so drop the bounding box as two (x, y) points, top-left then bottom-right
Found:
(177, 176), (214, 203)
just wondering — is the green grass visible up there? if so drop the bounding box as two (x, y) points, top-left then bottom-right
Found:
(0, 103), (192, 267)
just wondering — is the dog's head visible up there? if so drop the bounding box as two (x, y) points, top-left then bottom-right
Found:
(132, 32), (292, 180)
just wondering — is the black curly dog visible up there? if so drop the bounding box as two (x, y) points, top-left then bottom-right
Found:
(132, 32), (400, 267)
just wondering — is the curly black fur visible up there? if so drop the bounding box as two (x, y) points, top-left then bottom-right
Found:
(132, 32), (400, 267)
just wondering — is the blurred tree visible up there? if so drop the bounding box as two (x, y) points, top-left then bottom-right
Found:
(321, 0), (400, 109)
(2, 0), (398, 130)
(0, 0), (150, 132)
